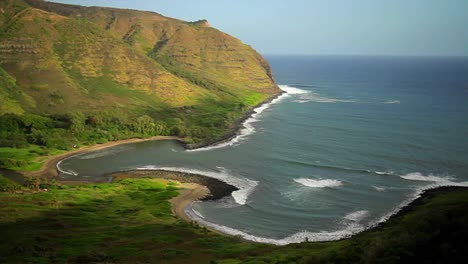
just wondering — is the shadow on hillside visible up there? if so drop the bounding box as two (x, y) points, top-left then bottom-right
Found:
(0, 186), (258, 263)
(0, 186), (467, 263)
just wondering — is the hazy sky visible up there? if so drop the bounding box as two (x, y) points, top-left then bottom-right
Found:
(52, 0), (468, 56)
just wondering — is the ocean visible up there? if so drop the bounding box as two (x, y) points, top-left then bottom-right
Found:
(58, 55), (468, 244)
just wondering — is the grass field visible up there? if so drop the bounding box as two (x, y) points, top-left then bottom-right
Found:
(0, 146), (65, 172)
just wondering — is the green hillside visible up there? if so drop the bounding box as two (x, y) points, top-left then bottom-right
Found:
(0, 174), (466, 263)
(0, 0), (280, 171)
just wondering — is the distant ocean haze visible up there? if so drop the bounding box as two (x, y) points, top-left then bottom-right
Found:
(59, 55), (468, 244)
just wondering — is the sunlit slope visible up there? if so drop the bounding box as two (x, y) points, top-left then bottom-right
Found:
(22, 0), (279, 105)
(0, 1), (216, 116)
(1, 0), (279, 115)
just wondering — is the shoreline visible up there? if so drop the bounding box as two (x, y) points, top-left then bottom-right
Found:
(6, 90), (284, 229)
(108, 171), (468, 245)
(23, 90), (285, 236)
(108, 170), (237, 234)
(12, 89), (467, 244)
(378, 186), (468, 222)
(363, 186), (468, 233)
(108, 170), (238, 201)
(23, 136), (183, 179)
(20, 89), (284, 180)
(185, 90), (284, 149)
(169, 182), (209, 223)
(10, 137), (468, 244)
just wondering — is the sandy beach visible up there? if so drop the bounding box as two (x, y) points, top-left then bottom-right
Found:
(109, 170), (235, 229)
(170, 183), (209, 222)
(25, 136), (183, 178)
(110, 170), (235, 228)
(22, 90), (285, 180)
(17, 133), (236, 225)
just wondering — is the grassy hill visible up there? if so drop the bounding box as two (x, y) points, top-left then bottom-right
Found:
(0, 174), (467, 263)
(0, 0), (280, 171)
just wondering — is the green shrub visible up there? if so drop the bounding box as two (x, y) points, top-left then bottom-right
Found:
(0, 175), (21, 192)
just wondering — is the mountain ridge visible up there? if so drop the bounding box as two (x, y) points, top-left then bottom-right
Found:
(0, 0), (280, 171)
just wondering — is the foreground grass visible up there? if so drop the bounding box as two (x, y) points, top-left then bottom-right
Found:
(0, 175), (467, 263)
(0, 176), (268, 263)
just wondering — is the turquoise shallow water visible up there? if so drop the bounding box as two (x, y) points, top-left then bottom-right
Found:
(59, 56), (468, 244)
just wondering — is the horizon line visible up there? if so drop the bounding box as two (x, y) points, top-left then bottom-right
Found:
(261, 53), (468, 58)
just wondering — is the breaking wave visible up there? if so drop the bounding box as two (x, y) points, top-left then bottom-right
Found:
(185, 204), (366, 245)
(400, 172), (455, 183)
(293, 91), (355, 104)
(344, 210), (370, 222)
(375, 171), (394, 175)
(185, 171), (468, 245)
(187, 84), (355, 152)
(56, 158), (78, 176)
(278, 157), (396, 176)
(136, 166), (258, 205)
(294, 178), (343, 188)
(371, 172), (468, 228)
(187, 85), (307, 152)
(190, 205), (205, 219)
(372, 186), (389, 192)
(278, 84), (309, 95)
(384, 100), (401, 104)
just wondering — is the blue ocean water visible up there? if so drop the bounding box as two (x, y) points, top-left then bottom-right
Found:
(59, 55), (468, 244)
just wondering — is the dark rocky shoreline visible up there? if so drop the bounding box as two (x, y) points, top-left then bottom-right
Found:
(363, 186), (468, 234)
(185, 90), (284, 150)
(381, 186), (468, 221)
(106, 169), (238, 201)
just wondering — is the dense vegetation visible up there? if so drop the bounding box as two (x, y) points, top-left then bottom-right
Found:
(0, 0), (278, 171)
(0, 111), (165, 170)
(0, 174), (467, 263)
(0, 107), (247, 171)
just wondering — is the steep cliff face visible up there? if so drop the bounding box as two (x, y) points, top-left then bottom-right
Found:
(0, 0), (279, 158)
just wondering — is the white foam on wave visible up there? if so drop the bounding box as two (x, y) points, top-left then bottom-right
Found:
(400, 172), (455, 183)
(278, 84), (309, 94)
(374, 170), (394, 175)
(293, 91), (355, 104)
(294, 178), (343, 188)
(344, 210), (370, 222)
(56, 159), (78, 176)
(57, 147), (132, 176)
(185, 204), (365, 245)
(384, 100), (401, 104)
(136, 166), (258, 205)
(190, 205), (205, 219)
(183, 170), (468, 245)
(373, 186), (389, 192)
(371, 172), (468, 227)
(190, 171), (467, 245)
(187, 85), (307, 152)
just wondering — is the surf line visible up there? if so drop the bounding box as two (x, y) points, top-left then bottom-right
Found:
(186, 182), (468, 245)
(135, 166), (258, 206)
(186, 85), (308, 152)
